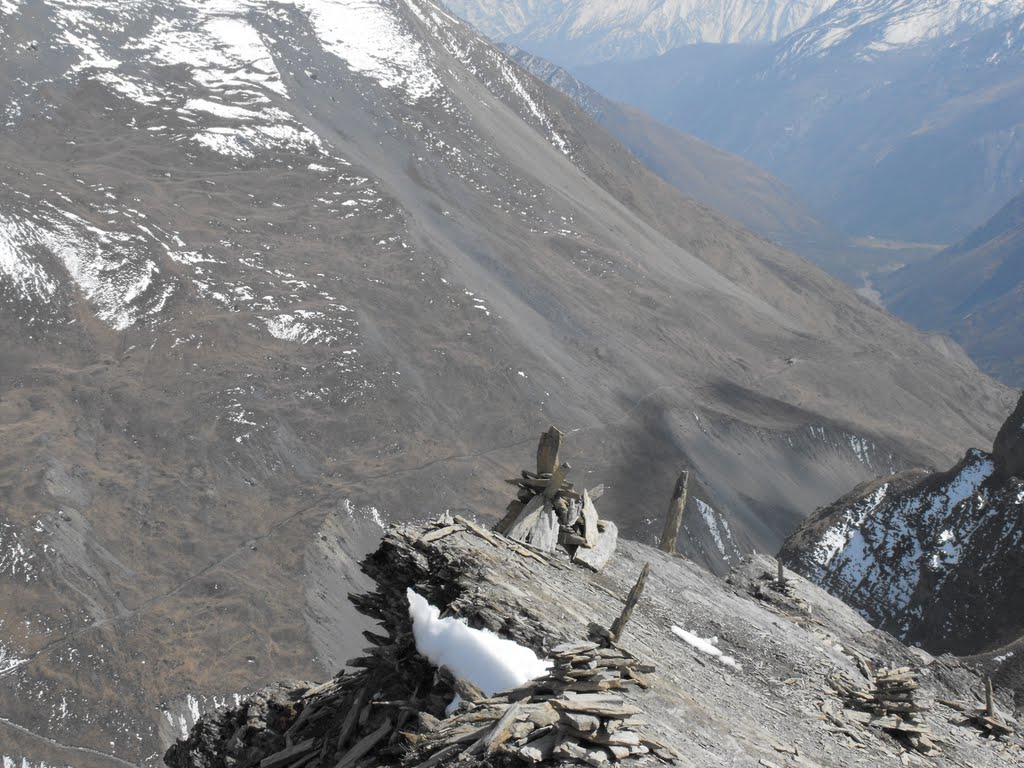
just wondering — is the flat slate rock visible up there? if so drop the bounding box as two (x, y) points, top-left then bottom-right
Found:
(574, 521), (618, 571)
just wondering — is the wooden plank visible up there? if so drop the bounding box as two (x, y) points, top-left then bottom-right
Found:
(420, 524), (464, 543)
(574, 521), (618, 572)
(335, 687), (366, 751)
(609, 562), (650, 644)
(261, 739), (316, 768)
(537, 426), (564, 475)
(463, 700), (526, 757)
(454, 515), (499, 547)
(544, 462), (571, 501)
(580, 490), (599, 548)
(659, 470), (689, 555)
(334, 718), (392, 768)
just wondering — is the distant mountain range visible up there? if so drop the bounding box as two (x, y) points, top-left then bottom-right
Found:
(452, 1), (1024, 244)
(443, 0), (839, 65)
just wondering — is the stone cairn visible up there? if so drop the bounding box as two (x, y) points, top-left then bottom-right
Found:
(828, 666), (940, 755)
(408, 639), (675, 767)
(494, 426), (617, 571)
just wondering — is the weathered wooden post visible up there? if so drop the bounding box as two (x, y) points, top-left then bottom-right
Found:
(777, 558), (786, 589)
(659, 470), (689, 554)
(609, 562), (651, 644)
(537, 426), (563, 475)
(985, 675), (995, 718)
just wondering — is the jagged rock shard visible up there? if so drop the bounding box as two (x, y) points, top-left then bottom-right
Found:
(580, 489), (600, 548)
(537, 426), (564, 475)
(574, 521), (618, 571)
(528, 506), (560, 553)
(506, 494), (547, 540)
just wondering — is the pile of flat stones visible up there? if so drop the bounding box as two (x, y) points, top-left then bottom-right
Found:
(494, 427), (617, 571)
(406, 640), (676, 767)
(827, 667), (940, 755)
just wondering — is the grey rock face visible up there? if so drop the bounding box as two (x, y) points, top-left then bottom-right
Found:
(993, 392), (1024, 478)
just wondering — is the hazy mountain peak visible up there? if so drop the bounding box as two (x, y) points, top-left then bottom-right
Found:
(776, 0), (1024, 63)
(442, 0), (841, 65)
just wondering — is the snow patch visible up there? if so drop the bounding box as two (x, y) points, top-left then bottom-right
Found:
(407, 588), (551, 696)
(670, 625), (740, 670)
(296, 0), (442, 101)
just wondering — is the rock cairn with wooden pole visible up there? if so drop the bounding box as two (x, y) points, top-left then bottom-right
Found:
(940, 676), (1020, 742)
(494, 426), (618, 572)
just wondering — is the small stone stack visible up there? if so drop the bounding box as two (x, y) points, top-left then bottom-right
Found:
(406, 640), (675, 767)
(494, 426), (618, 571)
(829, 667), (939, 755)
(867, 667), (924, 716)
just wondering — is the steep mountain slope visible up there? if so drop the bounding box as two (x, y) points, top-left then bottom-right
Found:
(0, 1), (1014, 766)
(575, 0), (1024, 244)
(503, 45), (849, 258)
(881, 189), (1024, 386)
(443, 0), (838, 66)
(780, 392), (1024, 656)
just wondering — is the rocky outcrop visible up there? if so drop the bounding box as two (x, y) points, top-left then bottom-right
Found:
(165, 513), (1023, 767)
(994, 392), (1024, 479)
(781, 393), (1024, 655)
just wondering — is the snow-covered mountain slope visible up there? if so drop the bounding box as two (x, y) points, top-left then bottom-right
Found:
(775, 0), (1024, 63)
(0, 1), (1015, 766)
(781, 392), (1024, 655)
(444, 0), (839, 65)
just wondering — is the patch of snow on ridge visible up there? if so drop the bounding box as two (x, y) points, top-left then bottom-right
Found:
(0, 214), (56, 300)
(262, 310), (335, 343)
(670, 625), (740, 670)
(1, 1), (22, 17)
(296, 0), (442, 101)
(407, 589), (551, 696)
(494, 57), (571, 156)
(810, 483), (889, 574)
(36, 209), (161, 330)
(694, 498), (735, 561)
(142, 10), (287, 98)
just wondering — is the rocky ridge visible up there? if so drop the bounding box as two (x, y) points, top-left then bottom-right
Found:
(165, 506), (1023, 768)
(780, 391), (1024, 656)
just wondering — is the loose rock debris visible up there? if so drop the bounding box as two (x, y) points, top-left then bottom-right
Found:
(827, 667), (941, 755)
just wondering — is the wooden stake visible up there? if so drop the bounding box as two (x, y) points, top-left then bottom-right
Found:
(609, 563), (651, 644)
(536, 426), (563, 476)
(985, 675), (995, 718)
(659, 470), (689, 555)
(777, 558), (786, 588)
